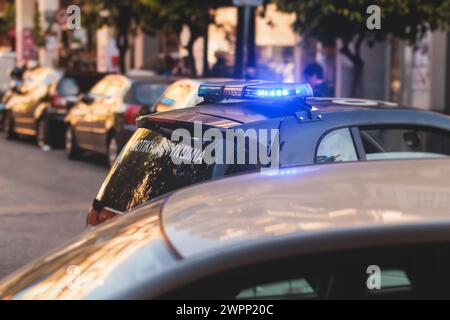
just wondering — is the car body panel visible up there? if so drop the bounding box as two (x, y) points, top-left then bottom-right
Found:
(0, 200), (177, 300)
(153, 78), (234, 112)
(161, 159), (450, 259)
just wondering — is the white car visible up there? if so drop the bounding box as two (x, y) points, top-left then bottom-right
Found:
(153, 78), (233, 112)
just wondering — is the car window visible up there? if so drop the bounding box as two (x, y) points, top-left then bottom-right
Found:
(235, 269), (410, 299)
(57, 78), (79, 96)
(316, 128), (358, 163)
(161, 244), (447, 300)
(96, 127), (262, 212)
(236, 278), (316, 299)
(126, 83), (167, 106)
(360, 126), (450, 160)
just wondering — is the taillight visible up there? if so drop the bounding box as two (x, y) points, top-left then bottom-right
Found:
(51, 95), (67, 110)
(124, 104), (142, 125)
(86, 206), (121, 227)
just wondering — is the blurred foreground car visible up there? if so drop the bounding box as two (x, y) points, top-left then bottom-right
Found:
(87, 81), (450, 226)
(1, 159), (450, 299)
(65, 75), (173, 166)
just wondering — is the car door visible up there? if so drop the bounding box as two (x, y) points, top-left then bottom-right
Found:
(90, 77), (130, 153)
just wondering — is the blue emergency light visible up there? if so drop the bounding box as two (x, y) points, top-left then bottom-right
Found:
(198, 81), (314, 101)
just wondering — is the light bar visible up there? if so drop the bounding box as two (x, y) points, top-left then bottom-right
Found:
(244, 83), (313, 99)
(198, 81), (314, 101)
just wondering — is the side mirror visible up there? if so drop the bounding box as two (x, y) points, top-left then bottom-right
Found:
(81, 94), (95, 105)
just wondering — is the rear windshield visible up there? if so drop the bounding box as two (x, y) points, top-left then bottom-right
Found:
(96, 127), (261, 212)
(58, 75), (102, 95)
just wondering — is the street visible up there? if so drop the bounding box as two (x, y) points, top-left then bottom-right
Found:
(0, 138), (108, 278)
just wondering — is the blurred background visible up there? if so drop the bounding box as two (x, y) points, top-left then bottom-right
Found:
(0, 0), (449, 113)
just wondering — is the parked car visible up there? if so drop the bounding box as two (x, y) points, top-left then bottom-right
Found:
(65, 74), (176, 166)
(2, 67), (103, 148)
(1, 159), (450, 299)
(152, 78), (232, 112)
(86, 81), (450, 227)
(3, 67), (60, 142)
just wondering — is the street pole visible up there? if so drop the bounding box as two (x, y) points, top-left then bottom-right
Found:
(242, 5), (251, 78)
(234, 0), (261, 79)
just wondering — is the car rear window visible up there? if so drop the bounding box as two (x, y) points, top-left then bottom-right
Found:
(58, 75), (103, 96)
(126, 83), (167, 106)
(57, 78), (80, 96)
(96, 127), (261, 212)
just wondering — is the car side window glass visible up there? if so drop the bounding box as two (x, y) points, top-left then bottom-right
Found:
(360, 126), (450, 160)
(236, 278), (316, 299)
(316, 128), (358, 163)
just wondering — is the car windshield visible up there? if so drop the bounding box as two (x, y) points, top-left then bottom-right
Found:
(96, 126), (261, 212)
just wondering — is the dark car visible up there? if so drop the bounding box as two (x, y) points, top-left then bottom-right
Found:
(2, 67), (103, 148)
(1, 159), (450, 299)
(86, 81), (450, 227)
(65, 74), (174, 167)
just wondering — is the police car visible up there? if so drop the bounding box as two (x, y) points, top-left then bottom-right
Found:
(1, 159), (450, 299)
(87, 81), (450, 226)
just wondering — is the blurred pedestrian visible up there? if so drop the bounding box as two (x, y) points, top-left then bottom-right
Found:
(172, 57), (194, 77)
(210, 56), (228, 77)
(303, 63), (331, 97)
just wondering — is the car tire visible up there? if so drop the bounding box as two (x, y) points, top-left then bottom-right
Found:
(65, 126), (82, 160)
(107, 134), (119, 168)
(3, 113), (16, 140)
(37, 118), (49, 149)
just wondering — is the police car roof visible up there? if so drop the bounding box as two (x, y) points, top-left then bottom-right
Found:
(162, 158), (450, 259)
(139, 97), (438, 129)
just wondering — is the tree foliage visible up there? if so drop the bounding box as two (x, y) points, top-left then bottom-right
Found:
(80, 0), (231, 75)
(139, 0), (232, 76)
(274, 0), (450, 96)
(0, 2), (15, 47)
